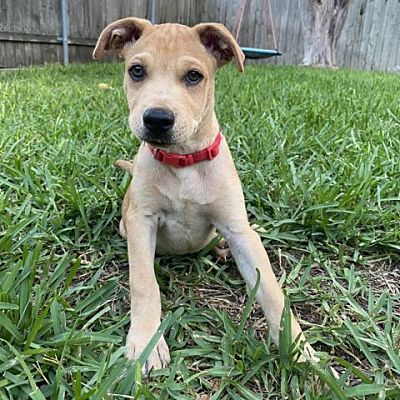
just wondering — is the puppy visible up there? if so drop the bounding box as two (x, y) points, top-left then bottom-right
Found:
(94, 18), (317, 373)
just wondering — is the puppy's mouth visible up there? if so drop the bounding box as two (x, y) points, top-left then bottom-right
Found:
(142, 137), (176, 147)
(140, 129), (177, 147)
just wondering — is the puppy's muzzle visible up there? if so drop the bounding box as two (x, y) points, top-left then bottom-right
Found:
(142, 108), (175, 145)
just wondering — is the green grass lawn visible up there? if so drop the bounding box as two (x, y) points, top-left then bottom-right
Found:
(0, 63), (399, 399)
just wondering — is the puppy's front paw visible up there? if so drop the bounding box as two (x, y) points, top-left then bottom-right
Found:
(298, 342), (340, 380)
(125, 329), (170, 375)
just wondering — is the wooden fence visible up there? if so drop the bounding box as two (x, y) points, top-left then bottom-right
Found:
(0, 0), (399, 71)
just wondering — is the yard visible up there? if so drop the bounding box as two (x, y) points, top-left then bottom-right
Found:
(0, 63), (399, 399)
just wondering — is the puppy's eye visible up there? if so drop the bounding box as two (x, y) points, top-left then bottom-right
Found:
(129, 65), (146, 81)
(186, 70), (203, 85)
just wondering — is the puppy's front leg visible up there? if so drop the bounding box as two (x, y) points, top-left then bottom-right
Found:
(218, 221), (316, 362)
(125, 212), (170, 373)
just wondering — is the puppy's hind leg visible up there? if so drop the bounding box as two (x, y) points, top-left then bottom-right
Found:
(212, 237), (230, 262)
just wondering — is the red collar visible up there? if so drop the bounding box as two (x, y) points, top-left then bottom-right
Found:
(148, 132), (222, 168)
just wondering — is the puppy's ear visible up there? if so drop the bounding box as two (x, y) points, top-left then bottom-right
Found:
(193, 23), (245, 72)
(93, 17), (152, 60)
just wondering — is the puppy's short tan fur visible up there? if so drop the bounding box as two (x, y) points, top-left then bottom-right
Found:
(94, 17), (317, 373)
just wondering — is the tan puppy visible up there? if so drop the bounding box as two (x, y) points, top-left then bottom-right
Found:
(94, 17), (316, 373)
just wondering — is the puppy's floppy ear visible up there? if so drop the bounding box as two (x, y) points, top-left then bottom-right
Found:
(193, 23), (245, 72)
(93, 17), (152, 60)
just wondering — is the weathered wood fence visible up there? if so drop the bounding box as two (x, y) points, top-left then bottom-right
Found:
(0, 0), (399, 71)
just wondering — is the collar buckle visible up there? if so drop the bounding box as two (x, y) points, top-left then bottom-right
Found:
(206, 147), (218, 160)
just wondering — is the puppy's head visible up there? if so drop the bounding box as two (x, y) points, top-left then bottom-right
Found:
(93, 18), (244, 147)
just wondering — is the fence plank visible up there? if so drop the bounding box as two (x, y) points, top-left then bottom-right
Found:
(0, 0), (399, 71)
(386, 1), (400, 71)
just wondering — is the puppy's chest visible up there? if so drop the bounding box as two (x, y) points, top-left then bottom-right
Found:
(159, 199), (204, 230)
(156, 168), (217, 205)
(154, 169), (216, 227)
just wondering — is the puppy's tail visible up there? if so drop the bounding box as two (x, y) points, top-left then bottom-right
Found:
(115, 159), (135, 174)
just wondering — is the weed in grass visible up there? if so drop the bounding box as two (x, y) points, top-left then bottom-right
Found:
(0, 63), (399, 398)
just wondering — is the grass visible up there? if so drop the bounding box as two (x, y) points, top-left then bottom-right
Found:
(0, 62), (399, 399)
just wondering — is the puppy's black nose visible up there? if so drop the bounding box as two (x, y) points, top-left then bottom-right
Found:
(143, 108), (175, 135)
